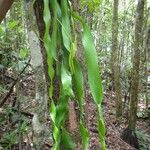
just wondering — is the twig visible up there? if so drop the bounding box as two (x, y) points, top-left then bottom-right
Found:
(12, 107), (33, 118)
(4, 74), (16, 81)
(0, 59), (31, 107)
(0, 107), (33, 118)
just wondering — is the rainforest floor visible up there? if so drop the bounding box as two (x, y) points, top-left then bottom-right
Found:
(0, 72), (150, 150)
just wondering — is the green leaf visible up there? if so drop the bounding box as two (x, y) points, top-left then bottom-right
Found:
(0, 25), (4, 35)
(80, 122), (89, 150)
(50, 100), (60, 150)
(73, 60), (84, 113)
(50, 99), (56, 123)
(49, 0), (58, 60)
(8, 21), (18, 29)
(61, 63), (73, 96)
(82, 24), (103, 104)
(73, 60), (89, 150)
(61, 0), (71, 50)
(72, 12), (103, 104)
(98, 116), (106, 149)
(19, 48), (28, 59)
(61, 129), (75, 150)
(56, 96), (69, 127)
(69, 42), (77, 73)
(43, 0), (54, 98)
(72, 12), (106, 150)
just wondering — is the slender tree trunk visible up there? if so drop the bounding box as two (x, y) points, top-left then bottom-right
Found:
(121, 0), (145, 149)
(142, 6), (150, 108)
(111, 0), (122, 119)
(128, 0), (145, 130)
(145, 27), (150, 108)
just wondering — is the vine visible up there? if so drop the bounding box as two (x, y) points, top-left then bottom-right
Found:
(43, 0), (106, 149)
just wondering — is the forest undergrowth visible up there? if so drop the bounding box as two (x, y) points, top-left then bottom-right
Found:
(0, 72), (149, 150)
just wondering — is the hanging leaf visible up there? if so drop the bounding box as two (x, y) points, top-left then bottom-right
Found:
(56, 96), (69, 127)
(61, 0), (71, 51)
(61, 63), (73, 96)
(43, 0), (54, 98)
(73, 60), (84, 113)
(69, 42), (77, 73)
(49, 0), (58, 60)
(42, 1), (105, 149)
(80, 121), (89, 150)
(61, 129), (75, 150)
(73, 59), (89, 149)
(82, 25), (103, 104)
(72, 12), (106, 150)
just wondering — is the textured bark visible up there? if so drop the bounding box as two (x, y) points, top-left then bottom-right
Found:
(33, 1), (49, 85)
(122, 1), (145, 146)
(69, 1), (82, 148)
(25, 1), (48, 149)
(111, 0), (122, 119)
(32, 66), (48, 149)
(86, 10), (93, 29)
(128, 0), (145, 130)
(145, 27), (150, 108)
(33, 0), (60, 104)
(0, 0), (14, 23)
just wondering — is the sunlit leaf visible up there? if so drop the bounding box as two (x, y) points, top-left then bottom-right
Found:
(8, 21), (18, 29)
(72, 12), (106, 150)
(19, 48), (28, 59)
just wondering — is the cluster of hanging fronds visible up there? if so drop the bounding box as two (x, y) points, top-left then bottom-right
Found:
(43, 0), (106, 149)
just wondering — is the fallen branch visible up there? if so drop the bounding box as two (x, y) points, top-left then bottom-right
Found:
(0, 59), (31, 108)
(12, 107), (33, 118)
(0, 107), (33, 118)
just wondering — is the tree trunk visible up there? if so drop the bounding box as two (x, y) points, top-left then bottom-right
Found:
(111, 0), (122, 119)
(121, 0), (145, 148)
(0, 0), (14, 23)
(145, 27), (150, 108)
(25, 1), (49, 149)
(128, 0), (145, 131)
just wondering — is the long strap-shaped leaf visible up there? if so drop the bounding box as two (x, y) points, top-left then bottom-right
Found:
(72, 12), (106, 150)
(49, 0), (58, 60)
(69, 5), (90, 148)
(55, 63), (74, 149)
(73, 60), (89, 150)
(61, 0), (77, 74)
(43, 0), (54, 98)
(43, 1), (59, 149)
(50, 62), (75, 150)
(61, 0), (71, 51)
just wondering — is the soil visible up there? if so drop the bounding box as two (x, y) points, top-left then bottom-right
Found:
(0, 74), (150, 150)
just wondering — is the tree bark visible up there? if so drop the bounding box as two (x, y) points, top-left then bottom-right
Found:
(0, 0), (14, 23)
(145, 27), (150, 108)
(25, 1), (49, 149)
(128, 0), (145, 130)
(121, 0), (145, 148)
(111, 0), (123, 119)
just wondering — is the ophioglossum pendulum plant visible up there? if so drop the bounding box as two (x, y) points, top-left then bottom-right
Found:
(43, 0), (106, 149)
